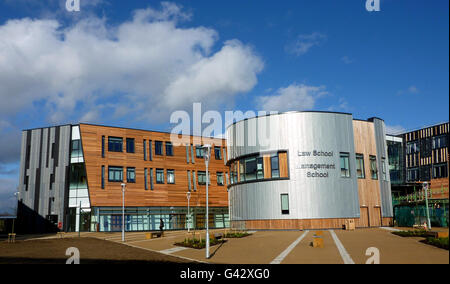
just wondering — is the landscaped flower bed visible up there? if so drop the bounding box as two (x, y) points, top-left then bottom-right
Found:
(420, 237), (449, 250)
(391, 229), (428, 238)
(223, 231), (252, 238)
(174, 238), (226, 249)
(391, 230), (449, 250)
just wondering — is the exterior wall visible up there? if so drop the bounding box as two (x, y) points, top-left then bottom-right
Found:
(226, 112), (361, 228)
(18, 125), (71, 233)
(79, 124), (229, 208)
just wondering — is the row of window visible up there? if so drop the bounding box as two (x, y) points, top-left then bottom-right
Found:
(229, 152), (282, 184)
(100, 166), (226, 190)
(407, 163), (448, 181)
(344, 153), (386, 180)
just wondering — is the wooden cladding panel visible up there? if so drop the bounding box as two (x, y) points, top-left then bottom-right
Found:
(263, 155), (272, 179)
(232, 218), (357, 230)
(279, 152), (288, 178)
(79, 124), (229, 208)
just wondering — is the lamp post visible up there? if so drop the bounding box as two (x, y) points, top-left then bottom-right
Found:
(203, 144), (211, 259)
(423, 182), (431, 230)
(121, 183), (126, 242)
(12, 191), (20, 236)
(186, 191), (191, 233)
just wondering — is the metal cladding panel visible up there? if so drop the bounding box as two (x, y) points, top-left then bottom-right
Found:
(227, 112), (361, 221)
(373, 118), (393, 217)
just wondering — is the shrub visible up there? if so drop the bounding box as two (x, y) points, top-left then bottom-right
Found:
(391, 229), (428, 238)
(224, 232), (251, 238)
(421, 237), (449, 250)
(174, 237), (225, 249)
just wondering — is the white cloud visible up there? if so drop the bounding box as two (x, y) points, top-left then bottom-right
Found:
(385, 125), (406, 135)
(256, 83), (328, 112)
(397, 85), (420, 95)
(341, 56), (354, 64)
(286, 32), (327, 56)
(0, 2), (263, 124)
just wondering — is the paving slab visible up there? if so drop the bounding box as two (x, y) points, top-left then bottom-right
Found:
(173, 230), (305, 264)
(282, 231), (343, 264)
(334, 228), (449, 264)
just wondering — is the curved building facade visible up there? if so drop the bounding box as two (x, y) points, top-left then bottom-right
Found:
(226, 111), (393, 230)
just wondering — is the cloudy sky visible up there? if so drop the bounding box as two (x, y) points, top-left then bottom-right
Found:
(0, 0), (448, 214)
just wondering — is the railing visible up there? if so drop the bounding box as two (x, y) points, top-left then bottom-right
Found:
(393, 185), (449, 205)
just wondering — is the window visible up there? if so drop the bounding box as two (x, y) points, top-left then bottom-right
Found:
(101, 136), (105, 158)
(187, 171), (192, 191)
(407, 167), (419, 181)
(165, 142), (173, 156)
(143, 140), (147, 161)
(231, 163), (237, 184)
(191, 144), (195, 163)
(356, 154), (365, 179)
(149, 140), (153, 161)
(186, 145), (190, 163)
(381, 158), (387, 181)
(340, 153), (350, 178)
(108, 166), (123, 182)
(71, 140), (82, 158)
(127, 167), (136, 183)
(101, 166), (105, 189)
(370, 156), (378, 180)
(406, 141), (419, 154)
(245, 157), (257, 181)
(196, 145), (204, 158)
(214, 147), (222, 160)
(24, 175), (29, 191)
(198, 171), (210, 185)
(144, 168), (148, 190)
(433, 163), (448, 179)
(217, 172), (224, 186)
(271, 155), (279, 178)
(126, 138), (135, 153)
(155, 141), (163, 155)
(108, 137), (123, 152)
(433, 135), (447, 149)
(193, 171), (197, 191)
(239, 160), (245, 182)
(281, 194), (289, 215)
(156, 169), (164, 184)
(150, 168), (154, 190)
(167, 169), (175, 184)
(49, 174), (54, 190)
(257, 157), (264, 179)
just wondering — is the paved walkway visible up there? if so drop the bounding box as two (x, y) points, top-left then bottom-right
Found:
(27, 227), (449, 264)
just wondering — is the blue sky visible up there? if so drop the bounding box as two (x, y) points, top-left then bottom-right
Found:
(0, 0), (448, 213)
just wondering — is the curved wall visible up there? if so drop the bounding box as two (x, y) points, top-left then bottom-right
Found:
(226, 112), (362, 223)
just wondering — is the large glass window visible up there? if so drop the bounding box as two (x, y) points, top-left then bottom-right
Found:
(245, 157), (257, 181)
(108, 137), (123, 152)
(165, 142), (173, 156)
(356, 154), (365, 179)
(127, 167), (136, 183)
(167, 169), (175, 184)
(156, 169), (164, 184)
(406, 141), (420, 154)
(281, 194), (289, 215)
(217, 172), (224, 186)
(407, 167), (419, 181)
(271, 155), (279, 178)
(126, 138), (135, 153)
(432, 135), (447, 149)
(257, 157), (264, 179)
(155, 141), (163, 155)
(214, 147), (222, 160)
(239, 160), (245, 182)
(433, 163), (448, 179)
(108, 166), (123, 182)
(71, 139), (82, 158)
(370, 156), (378, 180)
(381, 158), (387, 181)
(340, 153), (350, 178)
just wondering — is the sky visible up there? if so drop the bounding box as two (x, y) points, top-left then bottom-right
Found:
(0, 0), (448, 214)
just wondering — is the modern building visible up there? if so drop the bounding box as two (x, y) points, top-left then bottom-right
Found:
(17, 123), (229, 233)
(225, 111), (393, 230)
(387, 122), (449, 227)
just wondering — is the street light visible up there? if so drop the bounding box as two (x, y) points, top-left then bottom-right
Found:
(423, 182), (431, 230)
(12, 191), (20, 236)
(203, 144), (211, 259)
(121, 183), (126, 242)
(186, 191), (191, 233)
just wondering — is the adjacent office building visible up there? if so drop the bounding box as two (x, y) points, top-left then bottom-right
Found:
(17, 124), (229, 233)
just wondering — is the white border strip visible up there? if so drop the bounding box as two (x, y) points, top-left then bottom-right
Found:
(270, 230), (309, 264)
(330, 230), (354, 264)
(380, 227), (400, 232)
(159, 246), (189, 254)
